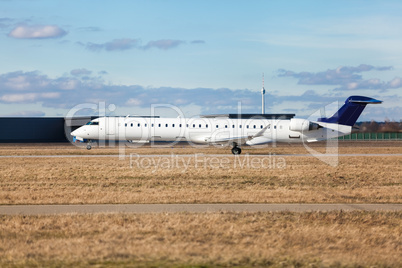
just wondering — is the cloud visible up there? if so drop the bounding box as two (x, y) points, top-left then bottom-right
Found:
(77, 26), (102, 32)
(8, 24), (67, 39)
(82, 38), (187, 52)
(85, 38), (140, 52)
(278, 64), (400, 91)
(1, 93), (37, 102)
(0, 71), (50, 90)
(0, 70), (257, 111)
(0, 70), (101, 104)
(83, 42), (103, 52)
(70, 68), (92, 76)
(388, 77), (402, 88)
(0, 17), (14, 29)
(1, 110), (46, 117)
(191, 40), (206, 44)
(56, 77), (82, 90)
(360, 106), (402, 122)
(104, 38), (139, 51)
(335, 77), (402, 91)
(126, 98), (142, 106)
(0, 71), (354, 109)
(0, 92), (60, 102)
(143, 39), (185, 50)
(0, 69), (399, 121)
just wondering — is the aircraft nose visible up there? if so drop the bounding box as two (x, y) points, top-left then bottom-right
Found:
(71, 127), (83, 137)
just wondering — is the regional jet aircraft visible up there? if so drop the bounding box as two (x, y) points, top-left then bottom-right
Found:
(71, 96), (382, 154)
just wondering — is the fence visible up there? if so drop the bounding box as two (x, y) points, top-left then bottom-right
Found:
(338, 132), (402, 140)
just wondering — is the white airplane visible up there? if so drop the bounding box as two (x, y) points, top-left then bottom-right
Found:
(71, 96), (382, 154)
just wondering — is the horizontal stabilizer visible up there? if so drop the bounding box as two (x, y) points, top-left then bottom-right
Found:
(348, 96), (382, 104)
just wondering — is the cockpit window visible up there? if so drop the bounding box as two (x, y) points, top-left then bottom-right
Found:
(86, 121), (99, 125)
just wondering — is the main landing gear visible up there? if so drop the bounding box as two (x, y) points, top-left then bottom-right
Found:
(231, 143), (242, 155)
(86, 140), (92, 150)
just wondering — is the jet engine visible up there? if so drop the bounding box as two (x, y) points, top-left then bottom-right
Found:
(289, 118), (320, 132)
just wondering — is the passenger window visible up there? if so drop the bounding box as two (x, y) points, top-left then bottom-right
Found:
(125, 123), (127, 127)
(179, 124), (182, 127)
(274, 125), (277, 129)
(261, 125), (263, 129)
(131, 123), (133, 127)
(225, 125), (228, 128)
(253, 125), (256, 129)
(145, 124), (147, 127)
(172, 124), (175, 127)
(151, 123), (154, 127)
(232, 125), (235, 128)
(193, 124), (195, 128)
(246, 125), (249, 129)
(138, 123), (140, 127)
(165, 124), (168, 127)
(158, 124), (161, 127)
(206, 124), (208, 128)
(216, 125), (219, 128)
(239, 125), (242, 128)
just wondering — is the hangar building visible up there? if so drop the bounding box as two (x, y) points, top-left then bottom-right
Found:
(0, 117), (98, 143)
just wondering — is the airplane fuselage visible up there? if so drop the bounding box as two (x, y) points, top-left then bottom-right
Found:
(74, 116), (351, 145)
(71, 96), (381, 154)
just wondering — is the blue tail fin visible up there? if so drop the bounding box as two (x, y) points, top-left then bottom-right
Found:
(318, 96), (382, 126)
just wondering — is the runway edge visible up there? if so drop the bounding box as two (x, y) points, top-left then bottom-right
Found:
(0, 203), (401, 215)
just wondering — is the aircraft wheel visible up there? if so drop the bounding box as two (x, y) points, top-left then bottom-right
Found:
(86, 144), (92, 150)
(231, 147), (241, 155)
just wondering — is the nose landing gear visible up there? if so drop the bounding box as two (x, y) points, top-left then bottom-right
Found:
(86, 140), (92, 150)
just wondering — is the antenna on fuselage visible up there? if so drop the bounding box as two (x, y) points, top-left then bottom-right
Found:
(261, 73), (266, 114)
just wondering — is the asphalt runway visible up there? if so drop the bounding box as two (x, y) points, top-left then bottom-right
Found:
(0, 153), (401, 158)
(0, 204), (401, 215)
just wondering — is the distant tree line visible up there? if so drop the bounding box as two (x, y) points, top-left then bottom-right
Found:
(355, 121), (402, 133)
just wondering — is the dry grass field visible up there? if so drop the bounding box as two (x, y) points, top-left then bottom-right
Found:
(0, 211), (401, 267)
(0, 141), (401, 267)
(0, 141), (401, 204)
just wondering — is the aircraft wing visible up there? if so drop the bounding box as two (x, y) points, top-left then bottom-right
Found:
(208, 124), (271, 145)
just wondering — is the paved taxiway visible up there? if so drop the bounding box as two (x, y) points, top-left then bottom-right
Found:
(0, 204), (401, 215)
